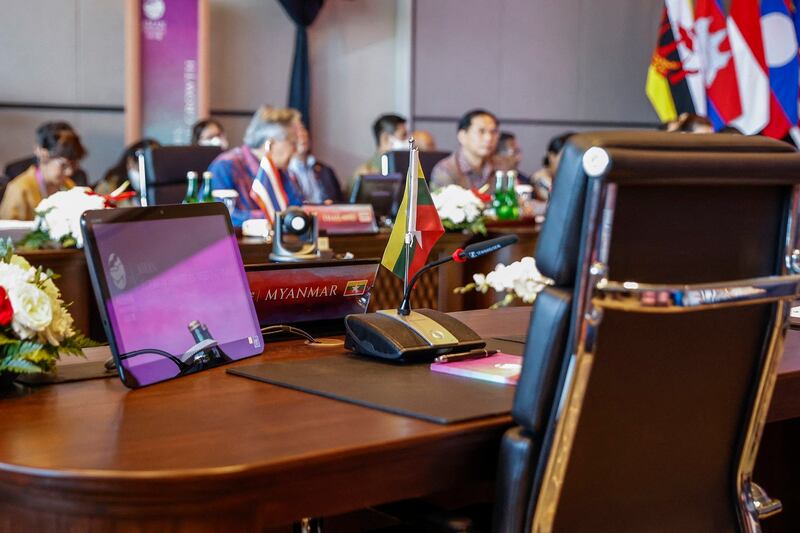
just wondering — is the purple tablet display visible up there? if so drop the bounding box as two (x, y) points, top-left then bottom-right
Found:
(93, 215), (262, 387)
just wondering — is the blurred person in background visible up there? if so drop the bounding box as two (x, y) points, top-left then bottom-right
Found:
(191, 118), (229, 149)
(350, 113), (408, 192)
(664, 112), (714, 133)
(208, 106), (302, 226)
(95, 138), (161, 202)
(494, 131), (530, 184)
(3, 121), (88, 186)
(531, 131), (574, 202)
(0, 122), (87, 220)
(431, 109), (499, 190)
(289, 120), (343, 204)
(411, 130), (437, 151)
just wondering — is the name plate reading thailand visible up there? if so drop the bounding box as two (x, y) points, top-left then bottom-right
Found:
(301, 204), (378, 234)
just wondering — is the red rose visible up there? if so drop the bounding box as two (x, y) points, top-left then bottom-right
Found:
(0, 287), (13, 327)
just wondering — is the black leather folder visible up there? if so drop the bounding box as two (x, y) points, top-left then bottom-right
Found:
(228, 353), (517, 424)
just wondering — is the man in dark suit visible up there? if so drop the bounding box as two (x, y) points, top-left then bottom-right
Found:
(288, 120), (343, 204)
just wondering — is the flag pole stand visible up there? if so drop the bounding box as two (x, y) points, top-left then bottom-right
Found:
(400, 138), (418, 315)
(342, 136), (488, 361)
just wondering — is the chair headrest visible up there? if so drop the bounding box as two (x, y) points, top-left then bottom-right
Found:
(534, 130), (795, 286)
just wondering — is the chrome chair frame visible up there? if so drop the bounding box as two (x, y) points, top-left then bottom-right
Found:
(530, 149), (800, 533)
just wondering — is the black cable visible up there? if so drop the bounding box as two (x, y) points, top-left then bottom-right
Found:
(261, 325), (319, 344)
(112, 327), (315, 374)
(118, 349), (188, 371)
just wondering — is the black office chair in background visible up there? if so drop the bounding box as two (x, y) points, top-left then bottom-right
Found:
(138, 145), (222, 205)
(494, 131), (800, 532)
(380, 149), (449, 180)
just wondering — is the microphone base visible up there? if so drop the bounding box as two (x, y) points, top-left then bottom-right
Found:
(344, 308), (485, 363)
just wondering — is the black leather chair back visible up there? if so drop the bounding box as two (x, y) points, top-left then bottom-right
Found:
(518, 131), (800, 533)
(141, 146), (222, 205)
(381, 150), (449, 180)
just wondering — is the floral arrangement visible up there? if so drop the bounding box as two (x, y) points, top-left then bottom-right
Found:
(0, 239), (94, 377)
(456, 256), (553, 308)
(19, 187), (131, 249)
(432, 185), (487, 235)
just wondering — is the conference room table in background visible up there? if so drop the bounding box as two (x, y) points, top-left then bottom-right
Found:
(18, 221), (541, 341)
(1, 306), (800, 532)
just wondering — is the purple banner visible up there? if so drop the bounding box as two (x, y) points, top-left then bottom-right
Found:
(140, 0), (199, 144)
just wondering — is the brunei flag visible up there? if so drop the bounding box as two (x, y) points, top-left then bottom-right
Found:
(646, 3), (700, 122)
(381, 159), (444, 281)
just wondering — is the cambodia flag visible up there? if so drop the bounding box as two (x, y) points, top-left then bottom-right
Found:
(727, 0), (770, 134)
(760, 0), (799, 138)
(694, 0), (742, 129)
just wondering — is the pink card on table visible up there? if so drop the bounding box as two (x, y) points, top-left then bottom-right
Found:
(430, 353), (522, 385)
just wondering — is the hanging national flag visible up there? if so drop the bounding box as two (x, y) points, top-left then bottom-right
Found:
(792, 1), (800, 128)
(380, 160), (444, 281)
(250, 155), (290, 225)
(694, 0), (742, 129)
(727, 0), (770, 134)
(668, 0), (707, 116)
(760, 0), (799, 138)
(646, 1), (705, 122)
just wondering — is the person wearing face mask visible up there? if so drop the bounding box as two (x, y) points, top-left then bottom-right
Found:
(191, 118), (229, 150)
(288, 120), (343, 204)
(95, 139), (161, 202)
(431, 109), (500, 191)
(207, 106), (302, 227)
(0, 122), (87, 220)
(531, 131), (574, 202)
(349, 113), (408, 194)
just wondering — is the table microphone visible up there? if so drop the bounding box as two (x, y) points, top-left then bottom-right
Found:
(344, 234), (519, 363)
(397, 235), (518, 315)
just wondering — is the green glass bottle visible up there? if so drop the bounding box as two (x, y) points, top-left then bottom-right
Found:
(199, 171), (215, 203)
(492, 170), (508, 219)
(182, 171), (199, 204)
(505, 170), (520, 220)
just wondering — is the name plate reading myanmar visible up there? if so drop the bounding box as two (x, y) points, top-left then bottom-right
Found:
(246, 262), (379, 325)
(301, 204), (378, 234)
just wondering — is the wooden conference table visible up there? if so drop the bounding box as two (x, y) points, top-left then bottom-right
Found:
(2, 306), (800, 531)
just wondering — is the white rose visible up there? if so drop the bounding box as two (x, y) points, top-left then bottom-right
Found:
(433, 185), (486, 225)
(9, 283), (53, 338)
(0, 262), (34, 290)
(449, 208), (466, 224)
(36, 188), (106, 248)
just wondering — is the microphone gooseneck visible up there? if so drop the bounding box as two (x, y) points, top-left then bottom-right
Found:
(397, 234), (519, 315)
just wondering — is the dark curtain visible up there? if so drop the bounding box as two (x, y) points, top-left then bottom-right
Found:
(277, 0), (325, 128)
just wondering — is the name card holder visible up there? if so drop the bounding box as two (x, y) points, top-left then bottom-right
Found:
(301, 204), (378, 235)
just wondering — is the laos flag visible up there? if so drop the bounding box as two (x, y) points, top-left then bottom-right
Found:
(760, 0), (799, 138)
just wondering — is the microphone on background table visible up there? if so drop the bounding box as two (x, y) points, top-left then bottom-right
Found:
(344, 234), (519, 363)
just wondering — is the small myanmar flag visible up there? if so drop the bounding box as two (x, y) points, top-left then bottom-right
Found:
(381, 161), (444, 281)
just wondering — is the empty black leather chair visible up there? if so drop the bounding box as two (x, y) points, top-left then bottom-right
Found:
(497, 131), (800, 532)
(138, 145), (222, 205)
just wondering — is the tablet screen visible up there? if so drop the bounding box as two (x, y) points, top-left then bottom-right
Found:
(90, 212), (262, 387)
